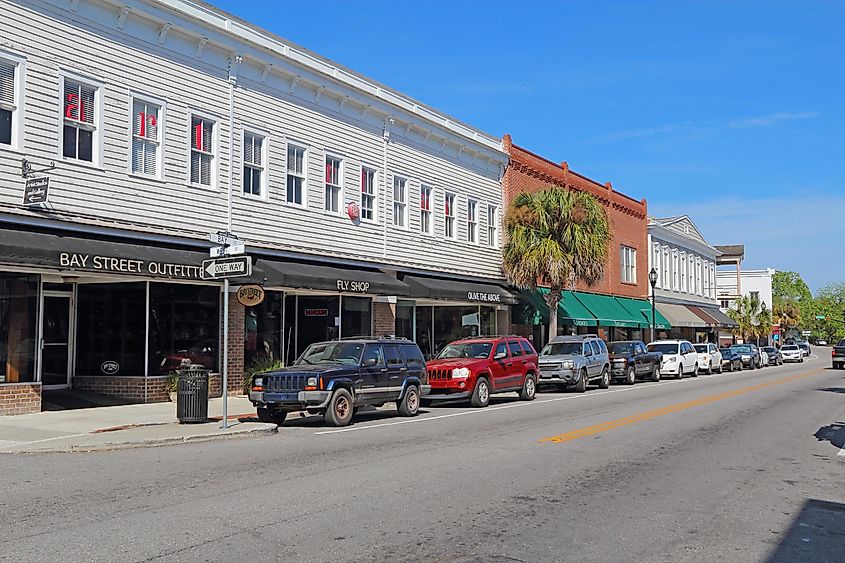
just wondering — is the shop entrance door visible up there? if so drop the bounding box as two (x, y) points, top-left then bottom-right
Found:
(40, 293), (73, 388)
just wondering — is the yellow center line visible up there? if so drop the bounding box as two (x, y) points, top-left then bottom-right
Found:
(539, 368), (823, 445)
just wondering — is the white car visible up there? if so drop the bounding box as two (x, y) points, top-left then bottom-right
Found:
(648, 339), (699, 379)
(781, 344), (803, 363)
(760, 349), (770, 367)
(693, 343), (723, 374)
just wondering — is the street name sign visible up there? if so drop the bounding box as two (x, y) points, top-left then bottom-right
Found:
(23, 176), (49, 205)
(201, 256), (252, 280)
(207, 231), (241, 246)
(210, 242), (245, 258)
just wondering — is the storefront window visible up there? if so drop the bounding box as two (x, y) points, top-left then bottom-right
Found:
(76, 283), (146, 377)
(245, 291), (283, 369)
(433, 306), (479, 355)
(396, 300), (414, 341)
(295, 295), (340, 358)
(341, 296), (371, 339)
(481, 306), (497, 336)
(415, 306), (433, 359)
(149, 283), (219, 374)
(0, 274), (38, 383)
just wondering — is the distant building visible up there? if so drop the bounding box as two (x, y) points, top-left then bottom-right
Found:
(716, 268), (776, 345)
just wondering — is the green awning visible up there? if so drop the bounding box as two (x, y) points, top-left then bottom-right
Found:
(521, 289), (599, 326)
(615, 297), (671, 330)
(574, 292), (643, 328)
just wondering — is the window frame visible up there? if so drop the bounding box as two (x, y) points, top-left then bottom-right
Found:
(241, 128), (268, 200)
(126, 92), (165, 180)
(419, 184), (433, 236)
(186, 109), (219, 189)
(620, 245), (637, 284)
(323, 151), (344, 215)
(392, 174), (409, 229)
(487, 204), (498, 248)
(58, 70), (104, 167)
(444, 191), (457, 240)
(466, 197), (479, 245)
(359, 164), (378, 224)
(0, 51), (25, 151)
(285, 140), (308, 208)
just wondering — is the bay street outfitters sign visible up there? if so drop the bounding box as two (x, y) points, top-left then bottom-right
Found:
(59, 252), (202, 280)
(466, 291), (502, 303)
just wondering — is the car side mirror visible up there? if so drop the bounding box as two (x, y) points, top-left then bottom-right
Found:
(364, 357), (378, 367)
(494, 351), (507, 360)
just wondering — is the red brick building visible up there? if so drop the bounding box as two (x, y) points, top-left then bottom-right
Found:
(502, 135), (654, 344)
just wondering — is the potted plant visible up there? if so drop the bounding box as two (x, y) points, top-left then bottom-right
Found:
(165, 371), (179, 402)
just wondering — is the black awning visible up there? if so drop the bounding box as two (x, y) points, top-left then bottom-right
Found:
(255, 258), (409, 296)
(0, 227), (225, 281)
(402, 274), (517, 305)
(700, 306), (739, 328)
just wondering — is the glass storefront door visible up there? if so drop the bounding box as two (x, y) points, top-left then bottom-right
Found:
(41, 293), (72, 387)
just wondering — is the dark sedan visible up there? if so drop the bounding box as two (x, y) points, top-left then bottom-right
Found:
(762, 346), (783, 366)
(719, 348), (743, 372)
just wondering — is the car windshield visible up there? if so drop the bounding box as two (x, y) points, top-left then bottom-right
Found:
(763, 347), (776, 353)
(781, 345), (799, 351)
(648, 343), (680, 354)
(839, 340), (845, 347)
(609, 342), (635, 354)
(436, 342), (492, 359)
(295, 342), (365, 366)
(731, 345), (751, 353)
(693, 344), (708, 353)
(541, 342), (583, 356)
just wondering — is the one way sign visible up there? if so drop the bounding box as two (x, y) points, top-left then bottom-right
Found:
(200, 256), (252, 280)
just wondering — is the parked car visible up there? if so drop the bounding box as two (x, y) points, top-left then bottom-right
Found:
(832, 340), (845, 369)
(424, 336), (539, 407)
(647, 339), (699, 378)
(816, 339), (828, 346)
(248, 338), (430, 426)
(762, 346), (783, 366)
(719, 348), (743, 372)
(608, 340), (662, 384)
(797, 341), (811, 357)
(693, 343), (723, 374)
(538, 335), (611, 392)
(729, 344), (761, 369)
(781, 344), (803, 363)
(760, 348), (770, 367)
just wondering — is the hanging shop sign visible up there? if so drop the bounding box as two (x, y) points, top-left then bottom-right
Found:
(347, 202), (360, 222)
(466, 291), (502, 303)
(336, 280), (371, 293)
(237, 284), (265, 307)
(59, 252), (202, 279)
(23, 176), (50, 205)
(304, 308), (329, 317)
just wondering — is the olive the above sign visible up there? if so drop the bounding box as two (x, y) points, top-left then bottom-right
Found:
(466, 291), (502, 303)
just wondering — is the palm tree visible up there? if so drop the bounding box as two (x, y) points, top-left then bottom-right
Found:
(773, 300), (801, 342)
(502, 187), (611, 339)
(728, 294), (772, 344)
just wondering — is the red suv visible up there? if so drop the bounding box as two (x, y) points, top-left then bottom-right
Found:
(424, 336), (539, 407)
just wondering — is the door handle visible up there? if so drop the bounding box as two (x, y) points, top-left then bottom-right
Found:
(506, 362), (513, 367)
(400, 367), (408, 372)
(522, 360), (528, 364)
(380, 368), (388, 372)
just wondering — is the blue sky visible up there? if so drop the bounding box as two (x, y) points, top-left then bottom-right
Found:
(214, 0), (843, 292)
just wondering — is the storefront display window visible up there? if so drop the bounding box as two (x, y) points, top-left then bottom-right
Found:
(0, 274), (38, 383)
(149, 283), (219, 374)
(396, 300), (414, 341)
(245, 291), (283, 369)
(481, 306), (497, 336)
(433, 306), (481, 355)
(76, 283), (146, 377)
(415, 306), (433, 359)
(294, 295), (340, 358)
(341, 296), (372, 339)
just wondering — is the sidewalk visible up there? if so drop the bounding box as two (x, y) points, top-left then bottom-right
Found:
(0, 397), (276, 454)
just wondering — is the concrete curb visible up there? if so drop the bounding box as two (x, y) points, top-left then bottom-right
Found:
(1, 423), (278, 455)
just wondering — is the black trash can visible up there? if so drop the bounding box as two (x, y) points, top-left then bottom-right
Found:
(176, 365), (210, 423)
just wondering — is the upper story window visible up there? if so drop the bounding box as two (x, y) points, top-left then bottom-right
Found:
(286, 143), (306, 206)
(688, 255), (695, 293)
(444, 192), (456, 239)
(467, 199), (478, 244)
(393, 176), (408, 228)
(62, 78), (98, 163)
(720, 299), (730, 309)
(621, 245), (637, 284)
(672, 251), (679, 291)
(324, 155), (342, 213)
(243, 131), (265, 197)
(130, 97), (161, 178)
(189, 114), (215, 186)
(652, 243), (661, 288)
(0, 57), (21, 147)
(750, 291), (759, 301)
(361, 166), (376, 221)
(487, 205), (498, 248)
(661, 247), (670, 289)
(695, 257), (702, 295)
(420, 185), (432, 235)
(680, 253), (687, 292)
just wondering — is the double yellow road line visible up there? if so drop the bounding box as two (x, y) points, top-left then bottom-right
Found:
(539, 368), (823, 445)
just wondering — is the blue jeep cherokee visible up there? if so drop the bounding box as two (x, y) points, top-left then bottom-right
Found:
(249, 338), (431, 427)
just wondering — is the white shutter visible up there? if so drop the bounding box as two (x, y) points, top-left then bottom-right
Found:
(0, 61), (14, 106)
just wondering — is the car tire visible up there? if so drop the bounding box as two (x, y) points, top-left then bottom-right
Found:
(324, 388), (354, 427)
(575, 369), (588, 393)
(651, 366), (661, 382)
(519, 373), (536, 401)
(626, 366), (636, 385)
(692, 363), (699, 377)
(717, 362), (723, 374)
(256, 407), (287, 425)
(397, 385), (420, 417)
(598, 366), (610, 389)
(470, 377), (490, 408)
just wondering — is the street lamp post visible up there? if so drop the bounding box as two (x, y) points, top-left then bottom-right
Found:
(649, 268), (658, 343)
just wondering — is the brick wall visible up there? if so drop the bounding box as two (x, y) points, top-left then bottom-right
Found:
(225, 296), (245, 396)
(0, 383), (41, 416)
(373, 300), (396, 337)
(74, 376), (147, 402)
(497, 307), (511, 335)
(502, 135), (649, 299)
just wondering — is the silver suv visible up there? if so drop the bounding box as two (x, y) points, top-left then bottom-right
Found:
(537, 335), (611, 392)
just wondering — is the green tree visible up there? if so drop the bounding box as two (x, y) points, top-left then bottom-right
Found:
(773, 300), (801, 341)
(810, 283), (845, 342)
(503, 187), (611, 339)
(728, 294), (772, 343)
(772, 271), (812, 306)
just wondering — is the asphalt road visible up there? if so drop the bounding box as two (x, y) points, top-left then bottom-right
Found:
(2, 352), (844, 562)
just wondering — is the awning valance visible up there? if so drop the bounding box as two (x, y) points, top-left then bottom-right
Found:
(575, 292), (643, 328)
(700, 306), (738, 328)
(403, 275), (517, 305)
(615, 296), (671, 330)
(656, 303), (710, 328)
(256, 258), (409, 295)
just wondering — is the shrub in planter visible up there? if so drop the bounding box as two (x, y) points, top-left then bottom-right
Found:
(243, 357), (285, 394)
